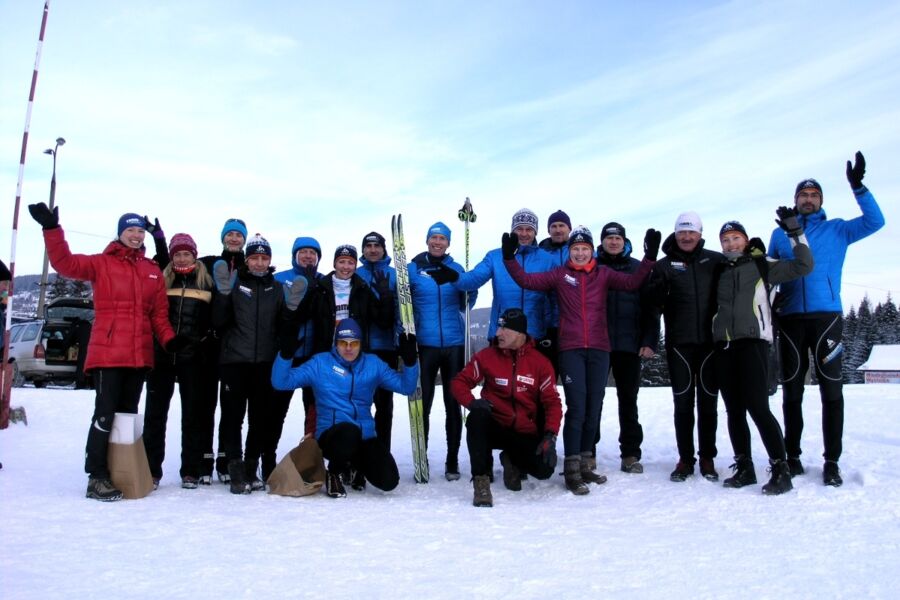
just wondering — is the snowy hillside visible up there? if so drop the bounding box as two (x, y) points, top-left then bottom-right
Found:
(2, 384), (899, 599)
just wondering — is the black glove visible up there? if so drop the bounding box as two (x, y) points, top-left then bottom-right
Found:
(165, 334), (191, 354)
(501, 232), (518, 261)
(748, 237), (766, 254)
(143, 216), (165, 240)
(775, 206), (803, 237)
(397, 332), (418, 367)
(470, 398), (492, 412)
(535, 432), (558, 470)
(846, 150), (865, 190)
(302, 265), (319, 293)
(372, 269), (391, 298)
(430, 263), (459, 285)
(643, 228), (661, 261)
(28, 202), (59, 229)
(212, 260), (237, 294)
(278, 322), (301, 360)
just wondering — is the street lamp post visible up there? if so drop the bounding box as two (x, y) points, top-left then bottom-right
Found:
(35, 137), (65, 318)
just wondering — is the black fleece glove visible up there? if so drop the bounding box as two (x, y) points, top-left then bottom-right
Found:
(430, 263), (459, 285)
(143, 216), (165, 240)
(535, 432), (558, 470)
(501, 232), (518, 260)
(747, 237), (767, 254)
(397, 332), (418, 367)
(775, 206), (803, 237)
(846, 150), (865, 190)
(470, 398), (492, 412)
(28, 202), (59, 229)
(643, 229), (662, 261)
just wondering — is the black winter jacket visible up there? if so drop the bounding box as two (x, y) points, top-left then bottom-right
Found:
(298, 272), (393, 354)
(212, 266), (284, 364)
(599, 243), (658, 354)
(644, 234), (725, 347)
(154, 269), (214, 365)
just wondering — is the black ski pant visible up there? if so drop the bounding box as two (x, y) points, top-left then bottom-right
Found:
(666, 343), (718, 464)
(778, 314), (844, 462)
(318, 422), (399, 491)
(465, 407), (554, 479)
(84, 367), (147, 479)
(605, 350), (644, 460)
(194, 345), (227, 478)
(716, 339), (787, 462)
(218, 362), (274, 473)
(559, 348), (609, 457)
(419, 345), (464, 467)
(144, 359), (205, 480)
(372, 349), (398, 451)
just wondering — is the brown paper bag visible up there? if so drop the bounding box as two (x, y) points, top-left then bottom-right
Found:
(108, 435), (154, 499)
(267, 437), (326, 497)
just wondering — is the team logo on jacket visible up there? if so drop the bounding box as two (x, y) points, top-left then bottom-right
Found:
(494, 377), (508, 386)
(238, 285), (252, 297)
(671, 262), (686, 271)
(332, 365), (346, 376)
(516, 375), (534, 386)
(564, 274), (578, 287)
(149, 273), (158, 279)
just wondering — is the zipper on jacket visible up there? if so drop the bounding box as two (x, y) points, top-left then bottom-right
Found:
(580, 270), (588, 348)
(510, 352), (519, 430)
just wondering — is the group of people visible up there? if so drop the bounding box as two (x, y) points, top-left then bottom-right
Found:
(25, 150), (883, 506)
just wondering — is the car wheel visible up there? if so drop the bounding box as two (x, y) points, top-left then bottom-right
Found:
(32, 380), (47, 389)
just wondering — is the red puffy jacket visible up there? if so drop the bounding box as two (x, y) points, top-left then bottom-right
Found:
(451, 339), (562, 436)
(44, 227), (174, 372)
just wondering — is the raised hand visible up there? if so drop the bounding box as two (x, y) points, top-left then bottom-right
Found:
(28, 202), (59, 229)
(846, 151), (866, 190)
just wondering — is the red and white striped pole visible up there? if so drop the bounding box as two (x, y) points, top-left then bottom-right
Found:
(2, 1), (51, 429)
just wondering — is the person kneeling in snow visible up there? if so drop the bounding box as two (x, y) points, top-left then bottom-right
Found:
(271, 318), (418, 498)
(450, 308), (562, 507)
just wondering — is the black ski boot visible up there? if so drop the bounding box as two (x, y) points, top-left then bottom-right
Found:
(823, 461), (843, 487)
(228, 460), (250, 495)
(326, 470), (347, 498)
(787, 457), (805, 477)
(762, 459), (794, 495)
(564, 456), (590, 495)
(723, 456), (757, 488)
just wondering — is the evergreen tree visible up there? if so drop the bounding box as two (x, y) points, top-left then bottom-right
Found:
(69, 279), (92, 299)
(874, 294), (900, 345)
(46, 274), (71, 302)
(842, 306), (859, 382)
(640, 334), (669, 386)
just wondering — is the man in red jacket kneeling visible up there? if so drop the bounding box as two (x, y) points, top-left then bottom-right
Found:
(450, 308), (562, 507)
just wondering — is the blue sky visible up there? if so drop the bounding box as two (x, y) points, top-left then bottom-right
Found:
(2, 0), (898, 311)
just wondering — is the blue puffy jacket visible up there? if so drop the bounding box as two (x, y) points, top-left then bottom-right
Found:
(271, 349), (418, 440)
(408, 252), (475, 347)
(357, 255), (400, 351)
(538, 237), (568, 327)
(768, 187), (884, 315)
(274, 237), (322, 359)
(456, 243), (556, 339)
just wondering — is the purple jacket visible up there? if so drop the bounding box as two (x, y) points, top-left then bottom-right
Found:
(504, 257), (653, 352)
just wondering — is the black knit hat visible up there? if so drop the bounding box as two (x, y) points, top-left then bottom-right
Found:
(334, 244), (358, 262)
(361, 231), (386, 251)
(497, 308), (527, 335)
(719, 221), (748, 239)
(600, 222), (626, 240)
(547, 209), (572, 231)
(245, 234), (272, 257)
(794, 178), (823, 199)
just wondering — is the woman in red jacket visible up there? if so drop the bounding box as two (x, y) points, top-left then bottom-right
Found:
(29, 203), (178, 502)
(503, 226), (659, 495)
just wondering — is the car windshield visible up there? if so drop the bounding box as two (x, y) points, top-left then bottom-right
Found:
(45, 303), (93, 322)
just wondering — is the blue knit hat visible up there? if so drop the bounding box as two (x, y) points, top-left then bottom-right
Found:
(426, 222), (451, 243)
(221, 218), (248, 243)
(117, 213), (145, 237)
(335, 318), (362, 342)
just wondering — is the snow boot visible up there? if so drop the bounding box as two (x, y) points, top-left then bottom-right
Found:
(244, 461), (265, 491)
(699, 458), (719, 481)
(472, 475), (493, 507)
(86, 477), (123, 502)
(227, 460), (250, 495)
(670, 460), (694, 482)
(350, 469), (367, 491)
(580, 453), (607, 485)
(326, 471), (347, 498)
(762, 459), (794, 495)
(823, 461), (843, 487)
(564, 456), (590, 495)
(621, 456), (644, 474)
(445, 459), (461, 482)
(723, 456), (757, 488)
(181, 476), (199, 490)
(787, 457), (805, 477)
(499, 451), (522, 491)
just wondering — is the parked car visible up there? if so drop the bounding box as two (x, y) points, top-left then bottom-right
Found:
(9, 297), (94, 388)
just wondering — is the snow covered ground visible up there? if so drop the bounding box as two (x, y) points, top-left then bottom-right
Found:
(2, 383), (900, 599)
